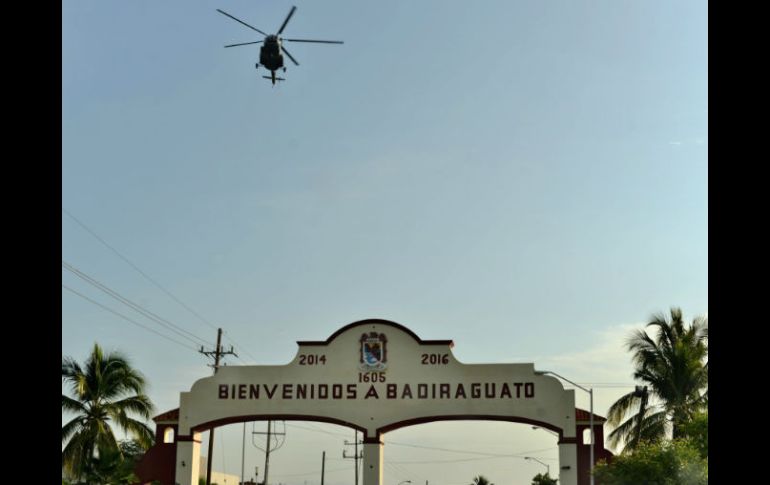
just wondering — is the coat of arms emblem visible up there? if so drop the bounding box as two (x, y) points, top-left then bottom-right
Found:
(359, 332), (388, 371)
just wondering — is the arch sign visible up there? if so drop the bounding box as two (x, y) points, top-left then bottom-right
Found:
(175, 320), (581, 485)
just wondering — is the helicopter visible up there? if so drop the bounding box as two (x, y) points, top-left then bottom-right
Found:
(217, 6), (343, 85)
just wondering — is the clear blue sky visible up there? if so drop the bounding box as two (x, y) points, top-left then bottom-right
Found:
(62, 1), (707, 484)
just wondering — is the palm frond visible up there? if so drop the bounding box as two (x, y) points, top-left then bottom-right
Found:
(62, 427), (96, 479)
(109, 394), (153, 419)
(110, 412), (155, 448)
(62, 394), (86, 414)
(637, 410), (668, 442)
(62, 416), (84, 444)
(94, 419), (120, 454)
(607, 415), (639, 450)
(606, 391), (640, 427)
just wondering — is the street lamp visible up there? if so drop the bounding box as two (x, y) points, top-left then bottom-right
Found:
(524, 456), (550, 475)
(536, 370), (595, 485)
(397, 481), (412, 485)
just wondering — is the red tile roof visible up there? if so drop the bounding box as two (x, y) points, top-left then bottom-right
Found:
(576, 408), (606, 423)
(153, 408), (179, 423)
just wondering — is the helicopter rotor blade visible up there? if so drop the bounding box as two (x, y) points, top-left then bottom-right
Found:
(224, 40), (263, 48)
(281, 46), (300, 66)
(277, 6), (297, 35)
(283, 39), (344, 44)
(216, 9), (268, 36)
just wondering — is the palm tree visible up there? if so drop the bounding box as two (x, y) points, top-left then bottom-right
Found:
(606, 308), (708, 452)
(471, 475), (494, 485)
(62, 343), (155, 481)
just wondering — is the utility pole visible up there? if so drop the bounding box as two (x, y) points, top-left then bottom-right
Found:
(241, 422), (247, 485)
(343, 430), (363, 485)
(265, 421), (272, 485)
(199, 328), (237, 485)
(320, 451), (325, 485)
(253, 421), (286, 485)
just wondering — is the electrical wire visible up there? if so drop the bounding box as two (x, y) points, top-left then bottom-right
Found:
(282, 424), (556, 460)
(223, 330), (261, 364)
(285, 422), (351, 438)
(64, 208), (261, 364)
(270, 466), (352, 478)
(390, 454), (555, 465)
(64, 208), (219, 331)
(63, 260), (211, 347)
(384, 462), (409, 483)
(62, 284), (199, 353)
(386, 441), (553, 458)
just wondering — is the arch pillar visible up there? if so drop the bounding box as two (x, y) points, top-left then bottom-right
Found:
(175, 432), (201, 485)
(362, 438), (383, 485)
(558, 441), (578, 485)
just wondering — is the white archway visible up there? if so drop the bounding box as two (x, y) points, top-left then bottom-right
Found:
(174, 320), (580, 485)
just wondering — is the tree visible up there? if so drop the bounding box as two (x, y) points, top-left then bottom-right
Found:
(65, 447), (153, 485)
(470, 475), (494, 485)
(606, 308), (708, 451)
(531, 472), (558, 485)
(593, 439), (707, 485)
(62, 343), (155, 482)
(80, 440), (144, 485)
(680, 411), (708, 459)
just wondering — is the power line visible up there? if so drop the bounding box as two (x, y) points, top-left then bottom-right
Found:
(62, 284), (199, 353)
(64, 208), (262, 364)
(63, 260), (211, 347)
(576, 382), (636, 385)
(386, 461), (422, 485)
(63, 260), (210, 347)
(390, 454), (556, 465)
(63, 208), (220, 331)
(392, 456), (509, 465)
(384, 462), (409, 483)
(574, 384), (637, 388)
(280, 424), (556, 460)
(387, 441), (553, 458)
(271, 466), (352, 478)
(222, 330), (261, 364)
(285, 423), (350, 438)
